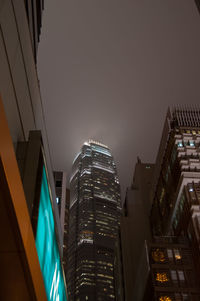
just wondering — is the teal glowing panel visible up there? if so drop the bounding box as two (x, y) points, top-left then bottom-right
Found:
(35, 166), (67, 301)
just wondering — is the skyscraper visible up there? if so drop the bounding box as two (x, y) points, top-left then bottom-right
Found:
(119, 159), (154, 300)
(118, 107), (200, 300)
(67, 140), (121, 301)
(148, 107), (200, 299)
(150, 107), (200, 237)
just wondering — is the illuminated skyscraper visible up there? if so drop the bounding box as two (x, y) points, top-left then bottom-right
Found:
(67, 140), (121, 301)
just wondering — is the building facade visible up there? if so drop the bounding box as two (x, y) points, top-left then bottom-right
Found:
(67, 140), (121, 301)
(148, 107), (200, 299)
(0, 0), (67, 299)
(150, 107), (200, 237)
(143, 237), (200, 301)
(119, 159), (154, 301)
(54, 172), (70, 277)
(118, 108), (200, 301)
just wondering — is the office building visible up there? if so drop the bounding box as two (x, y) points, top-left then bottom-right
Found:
(67, 140), (121, 301)
(0, 1), (67, 299)
(150, 107), (200, 236)
(63, 188), (70, 277)
(118, 159), (154, 300)
(54, 171), (67, 236)
(54, 172), (70, 276)
(143, 237), (200, 301)
(147, 107), (200, 299)
(118, 107), (200, 300)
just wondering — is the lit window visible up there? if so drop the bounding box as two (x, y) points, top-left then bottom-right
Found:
(152, 249), (165, 262)
(189, 141), (195, 146)
(156, 272), (168, 282)
(174, 249), (181, 260)
(177, 142), (183, 147)
(189, 187), (193, 192)
(159, 297), (172, 301)
(56, 197), (60, 204)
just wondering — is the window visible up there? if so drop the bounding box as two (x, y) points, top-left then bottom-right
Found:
(182, 294), (189, 301)
(156, 272), (169, 282)
(170, 270), (177, 281)
(174, 293), (181, 301)
(178, 270), (185, 281)
(167, 249), (173, 261)
(174, 249), (181, 260)
(159, 296), (172, 301)
(178, 142), (183, 147)
(56, 180), (62, 187)
(152, 249), (165, 263)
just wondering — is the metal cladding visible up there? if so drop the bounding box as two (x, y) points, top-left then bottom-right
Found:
(67, 140), (121, 300)
(170, 106), (200, 128)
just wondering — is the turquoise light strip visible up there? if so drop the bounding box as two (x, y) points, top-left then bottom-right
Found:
(35, 166), (67, 301)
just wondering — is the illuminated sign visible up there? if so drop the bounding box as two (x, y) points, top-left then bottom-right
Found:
(35, 166), (67, 301)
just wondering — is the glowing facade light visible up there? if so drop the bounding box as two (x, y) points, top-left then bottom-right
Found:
(35, 166), (67, 301)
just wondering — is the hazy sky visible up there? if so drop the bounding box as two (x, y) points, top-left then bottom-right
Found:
(38, 1), (200, 199)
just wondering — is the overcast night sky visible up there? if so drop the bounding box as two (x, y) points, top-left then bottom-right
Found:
(38, 1), (200, 199)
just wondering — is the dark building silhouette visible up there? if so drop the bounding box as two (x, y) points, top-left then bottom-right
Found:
(67, 140), (121, 301)
(118, 159), (154, 300)
(54, 172), (70, 278)
(63, 188), (70, 277)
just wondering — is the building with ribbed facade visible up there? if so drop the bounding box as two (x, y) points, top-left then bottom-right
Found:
(67, 140), (121, 301)
(148, 107), (200, 300)
(117, 107), (200, 301)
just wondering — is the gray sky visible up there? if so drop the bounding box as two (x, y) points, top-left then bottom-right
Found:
(38, 1), (200, 199)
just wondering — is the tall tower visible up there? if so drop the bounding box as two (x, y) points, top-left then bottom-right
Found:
(150, 107), (200, 236)
(67, 140), (121, 301)
(149, 107), (200, 297)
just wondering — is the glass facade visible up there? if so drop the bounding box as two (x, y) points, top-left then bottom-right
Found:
(35, 166), (67, 301)
(67, 140), (121, 301)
